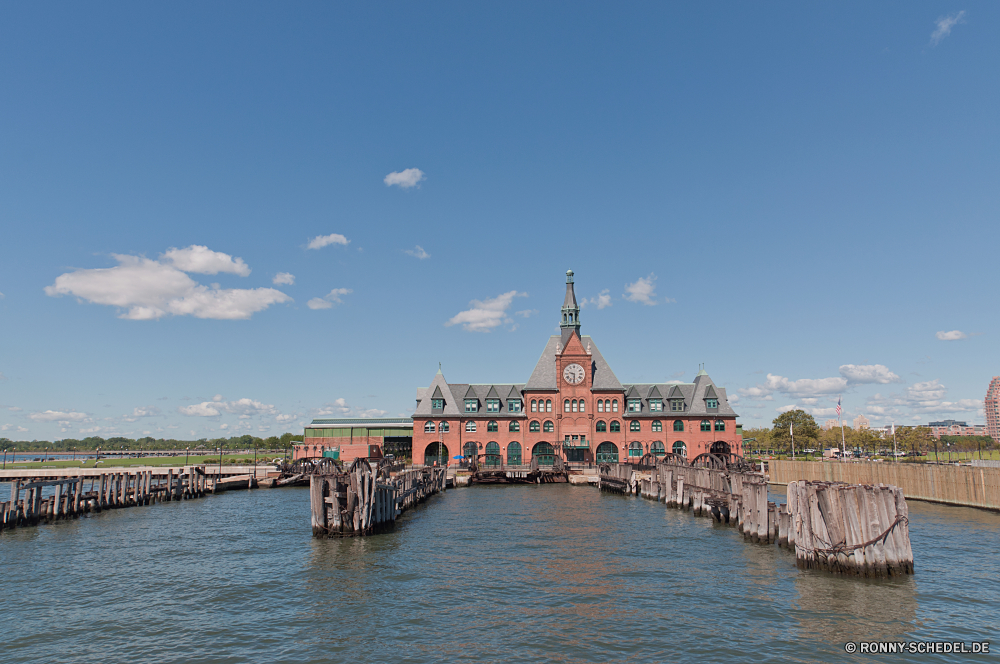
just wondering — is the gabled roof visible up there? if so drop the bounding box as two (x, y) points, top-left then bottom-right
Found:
(431, 385), (444, 400)
(625, 385), (640, 398)
(464, 385), (479, 399)
(667, 384), (685, 399)
(704, 385), (719, 399)
(486, 385), (501, 400)
(647, 385), (662, 399)
(506, 385), (521, 399)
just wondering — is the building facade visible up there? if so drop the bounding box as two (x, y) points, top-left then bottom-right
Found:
(296, 418), (413, 461)
(410, 271), (742, 466)
(987, 377), (1000, 443)
(927, 419), (987, 440)
(853, 414), (870, 431)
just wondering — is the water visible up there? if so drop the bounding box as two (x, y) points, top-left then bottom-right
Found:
(1, 483), (998, 663)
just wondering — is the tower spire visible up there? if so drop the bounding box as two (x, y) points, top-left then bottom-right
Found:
(560, 270), (580, 336)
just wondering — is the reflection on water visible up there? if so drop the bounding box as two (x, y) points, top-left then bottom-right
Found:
(0, 483), (998, 663)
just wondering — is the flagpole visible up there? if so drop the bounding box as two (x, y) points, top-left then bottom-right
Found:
(790, 422), (794, 460)
(893, 422), (898, 462)
(839, 396), (846, 461)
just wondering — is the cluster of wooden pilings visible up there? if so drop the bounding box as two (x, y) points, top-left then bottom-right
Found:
(784, 480), (913, 577)
(0, 468), (209, 532)
(600, 461), (914, 578)
(310, 461), (447, 537)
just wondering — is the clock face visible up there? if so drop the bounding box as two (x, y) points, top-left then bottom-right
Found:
(563, 363), (586, 385)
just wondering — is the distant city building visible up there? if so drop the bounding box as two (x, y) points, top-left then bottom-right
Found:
(822, 419), (839, 431)
(927, 419), (987, 440)
(986, 377), (1000, 443)
(853, 414), (870, 430)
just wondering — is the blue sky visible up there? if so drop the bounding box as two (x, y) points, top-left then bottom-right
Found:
(1, 2), (997, 441)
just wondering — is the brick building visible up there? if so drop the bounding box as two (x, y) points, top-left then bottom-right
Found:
(410, 271), (742, 466)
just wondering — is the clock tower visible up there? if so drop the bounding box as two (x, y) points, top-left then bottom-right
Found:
(560, 269), (580, 344)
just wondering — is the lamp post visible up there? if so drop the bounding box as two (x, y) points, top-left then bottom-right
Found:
(185, 446), (190, 466)
(2, 448), (6, 470)
(253, 440), (257, 480)
(933, 437), (939, 464)
(947, 441), (952, 464)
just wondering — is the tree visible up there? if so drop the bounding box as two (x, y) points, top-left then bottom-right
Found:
(772, 410), (819, 453)
(741, 427), (772, 454)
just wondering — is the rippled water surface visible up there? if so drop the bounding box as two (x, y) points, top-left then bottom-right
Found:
(1, 482), (998, 663)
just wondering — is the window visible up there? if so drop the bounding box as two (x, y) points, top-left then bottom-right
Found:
(612, 400), (619, 412)
(652, 420), (662, 432)
(507, 442), (522, 465)
(700, 420), (711, 432)
(651, 441), (665, 456)
(465, 399), (478, 413)
(466, 421), (477, 432)
(529, 420), (540, 432)
(543, 420), (554, 433)
(508, 399), (522, 413)
(424, 421), (435, 433)
(610, 420), (621, 432)
(509, 421), (520, 432)
(628, 441), (643, 457)
(564, 399), (571, 413)
(579, 400), (585, 413)
(546, 399), (552, 412)
(706, 398), (718, 409)
(486, 399), (500, 413)
(628, 399), (642, 413)
(572, 400), (578, 413)
(649, 399), (663, 412)
(531, 399), (537, 412)
(431, 398), (444, 410)
(630, 420), (641, 432)
(440, 422), (450, 433)
(715, 420), (725, 432)
(487, 420), (498, 433)
(673, 420), (684, 432)
(670, 399), (684, 412)
(598, 400), (604, 413)
(596, 420), (607, 432)
(673, 441), (687, 457)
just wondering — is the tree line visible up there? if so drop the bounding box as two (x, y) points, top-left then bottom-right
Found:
(0, 433), (304, 453)
(741, 409), (996, 457)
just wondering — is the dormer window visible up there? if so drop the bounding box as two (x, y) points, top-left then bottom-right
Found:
(649, 399), (662, 412)
(432, 399), (444, 410)
(627, 399), (642, 413)
(465, 399), (478, 413)
(670, 399), (684, 412)
(486, 399), (500, 413)
(706, 398), (718, 409)
(508, 399), (522, 413)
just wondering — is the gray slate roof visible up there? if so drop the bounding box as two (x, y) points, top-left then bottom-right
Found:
(524, 334), (623, 392)
(414, 379), (527, 418)
(618, 374), (737, 418)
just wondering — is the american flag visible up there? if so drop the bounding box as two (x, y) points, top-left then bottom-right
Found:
(836, 396), (842, 417)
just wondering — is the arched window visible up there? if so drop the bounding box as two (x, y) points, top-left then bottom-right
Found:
(487, 421), (498, 432)
(651, 420), (662, 432)
(673, 420), (684, 432)
(651, 441), (665, 456)
(485, 442), (501, 468)
(628, 441), (643, 457)
(604, 399), (611, 412)
(672, 441), (687, 457)
(612, 399), (619, 412)
(532, 442), (555, 466)
(700, 420), (711, 432)
(424, 442), (448, 465)
(546, 399), (552, 412)
(598, 400), (604, 413)
(715, 420), (725, 431)
(596, 420), (607, 432)
(507, 442), (522, 465)
(531, 400), (537, 412)
(579, 400), (585, 413)
(466, 421), (477, 433)
(424, 421), (435, 433)
(564, 399), (571, 413)
(509, 421), (520, 432)
(596, 442), (619, 463)
(572, 400), (578, 413)
(529, 420), (540, 432)
(543, 420), (554, 433)
(630, 420), (641, 432)
(463, 441), (477, 460)
(440, 421), (450, 433)
(610, 420), (621, 432)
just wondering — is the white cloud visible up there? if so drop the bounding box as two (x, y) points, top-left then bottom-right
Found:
(581, 289), (613, 309)
(839, 364), (902, 384)
(307, 288), (352, 310)
(275, 413), (296, 423)
(314, 398), (387, 419)
(864, 379), (984, 422)
(45, 252), (290, 320)
(122, 406), (161, 422)
(273, 272), (295, 285)
(161, 245), (250, 276)
(307, 233), (350, 250)
(384, 168), (425, 189)
(405, 245), (430, 260)
(212, 394), (224, 402)
(624, 274), (658, 305)
(29, 410), (88, 423)
(776, 404), (798, 413)
(178, 403), (221, 417)
(931, 10), (966, 45)
(0, 291), (4, 298)
(16, 425), (27, 432)
(935, 330), (968, 341)
(515, 309), (538, 318)
(743, 374), (847, 400)
(445, 290), (526, 332)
